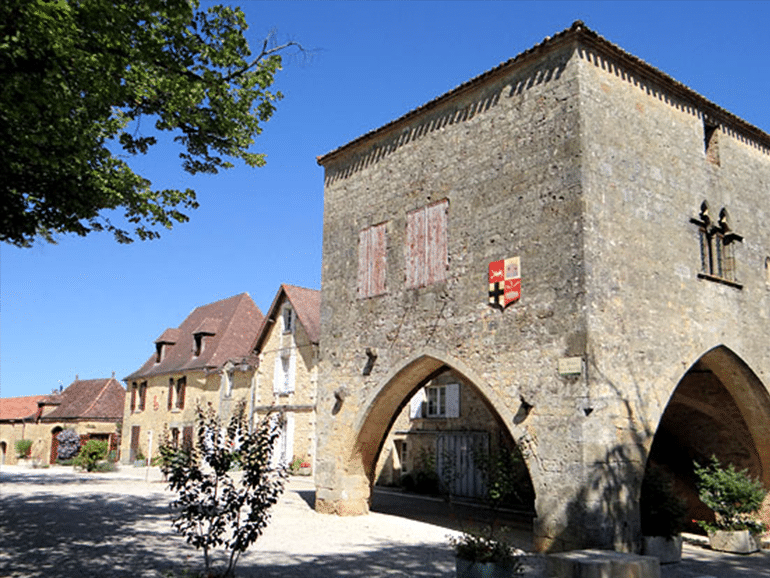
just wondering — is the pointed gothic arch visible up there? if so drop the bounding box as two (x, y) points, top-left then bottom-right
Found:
(645, 344), (770, 527)
(350, 348), (540, 507)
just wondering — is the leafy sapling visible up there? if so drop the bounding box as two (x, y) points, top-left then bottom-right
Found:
(166, 401), (287, 578)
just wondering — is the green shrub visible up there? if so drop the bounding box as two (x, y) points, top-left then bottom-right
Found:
(694, 455), (767, 534)
(14, 439), (32, 458)
(73, 439), (109, 472)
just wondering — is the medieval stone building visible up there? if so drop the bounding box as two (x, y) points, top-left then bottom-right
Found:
(314, 22), (770, 552)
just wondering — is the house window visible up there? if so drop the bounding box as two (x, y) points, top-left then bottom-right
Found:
(426, 385), (447, 417)
(358, 222), (387, 298)
(193, 333), (205, 356)
(273, 349), (295, 394)
(405, 199), (448, 288)
(138, 381), (147, 411)
(155, 343), (164, 363)
(691, 202), (742, 287)
(283, 307), (294, 334)
(410, 383), (460, 419)
(170, 427), (180, 448)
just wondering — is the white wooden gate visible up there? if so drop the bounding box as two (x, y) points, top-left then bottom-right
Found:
(436, 432), (488, 498)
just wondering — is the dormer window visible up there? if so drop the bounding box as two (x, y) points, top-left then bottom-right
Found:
(191, 318), (219, 357)
(154, 328), (179, 364)
(193, 333), (204, 357)
(283, 306), (294, 334)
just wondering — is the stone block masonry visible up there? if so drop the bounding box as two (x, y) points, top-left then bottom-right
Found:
(315, 22), (770, 551)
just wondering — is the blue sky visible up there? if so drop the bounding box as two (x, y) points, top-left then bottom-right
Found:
(2, 1), (769, 399)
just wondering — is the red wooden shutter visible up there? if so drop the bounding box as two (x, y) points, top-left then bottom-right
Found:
(177, 377), (186, 409)
(138, 382), (146, 411)
(426, 200), (448, 284)
(130, 383), (137, 412)
(406, 208), (426, 288)
(358, 223), (387, 298)
(168, 379), (174, 410)
(182, 425), (193, 450)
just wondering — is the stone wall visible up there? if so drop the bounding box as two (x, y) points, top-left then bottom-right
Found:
(316, 29), (770, 552)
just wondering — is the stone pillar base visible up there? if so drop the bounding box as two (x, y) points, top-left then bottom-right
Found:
(546, 549), (660, 578)
(315, 496), (369, 516)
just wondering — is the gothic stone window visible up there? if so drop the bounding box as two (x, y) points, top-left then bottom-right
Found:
(357, 222), (387, 298)
(405, 199), (448, 289)
(691, 201), (742, 288)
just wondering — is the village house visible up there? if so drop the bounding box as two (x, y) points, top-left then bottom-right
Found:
(250, 284), (320, 471)
(120, 293), (263, 464)
(0, 377), (124, 465)
(313, 21), (770, 552)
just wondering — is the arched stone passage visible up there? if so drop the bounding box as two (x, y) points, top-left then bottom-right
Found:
(645, 345), (770, 529)
(323, 349), (540, 518)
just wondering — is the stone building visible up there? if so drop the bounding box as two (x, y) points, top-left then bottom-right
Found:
(0, 377), (124, 465)
(120, 293), (263, 463)
(314, 21), (770, 552)
(250, 284), (320, 470)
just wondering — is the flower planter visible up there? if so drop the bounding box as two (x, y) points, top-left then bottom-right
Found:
(708, 529), (760, 554)
(299, 466), (312, 476)
(456, 558), (518, 578)
(642, 535), (682, 564)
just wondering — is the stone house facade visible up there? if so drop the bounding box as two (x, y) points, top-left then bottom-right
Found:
(250, 284), (320, 470)
(314, 21), (770, 552)
(0, 377), (124, 465)
(120, 293), (263, 463)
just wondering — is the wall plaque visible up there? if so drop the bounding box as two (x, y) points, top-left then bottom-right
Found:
(558, 356), (583, 376)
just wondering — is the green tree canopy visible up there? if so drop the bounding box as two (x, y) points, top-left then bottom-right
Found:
(1, 0), (299, 247)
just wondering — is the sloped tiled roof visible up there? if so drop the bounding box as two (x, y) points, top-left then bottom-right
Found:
(317, 21), (770, 166)
(0, 395), (48, 421)
(42, 378), (125, 421)
(127, 293), (264, 380)
(252, 284), (321, 353)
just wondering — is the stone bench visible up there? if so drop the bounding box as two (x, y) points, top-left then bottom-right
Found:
(546, 549), (660, 578)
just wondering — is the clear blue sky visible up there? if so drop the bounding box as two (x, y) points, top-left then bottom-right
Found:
(2, 1), (768, 399)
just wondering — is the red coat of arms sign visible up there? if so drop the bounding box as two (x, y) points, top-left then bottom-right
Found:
(488, 256), (521, 308)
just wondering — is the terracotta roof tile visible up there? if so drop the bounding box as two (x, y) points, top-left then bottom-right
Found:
(155, 328), (181, 344)
(0, 395), (47, 421)
(127, 293), (263, 380)
(42, 378), (125, 421)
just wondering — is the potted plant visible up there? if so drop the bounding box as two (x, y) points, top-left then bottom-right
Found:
(694, 455), (768, 554)
(299, 461), (312, 476)
(450, 528), (523, 577)
(640, 465), (687, 563)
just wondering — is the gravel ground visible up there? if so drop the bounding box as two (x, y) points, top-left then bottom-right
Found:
(1, 465), (767, 578)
